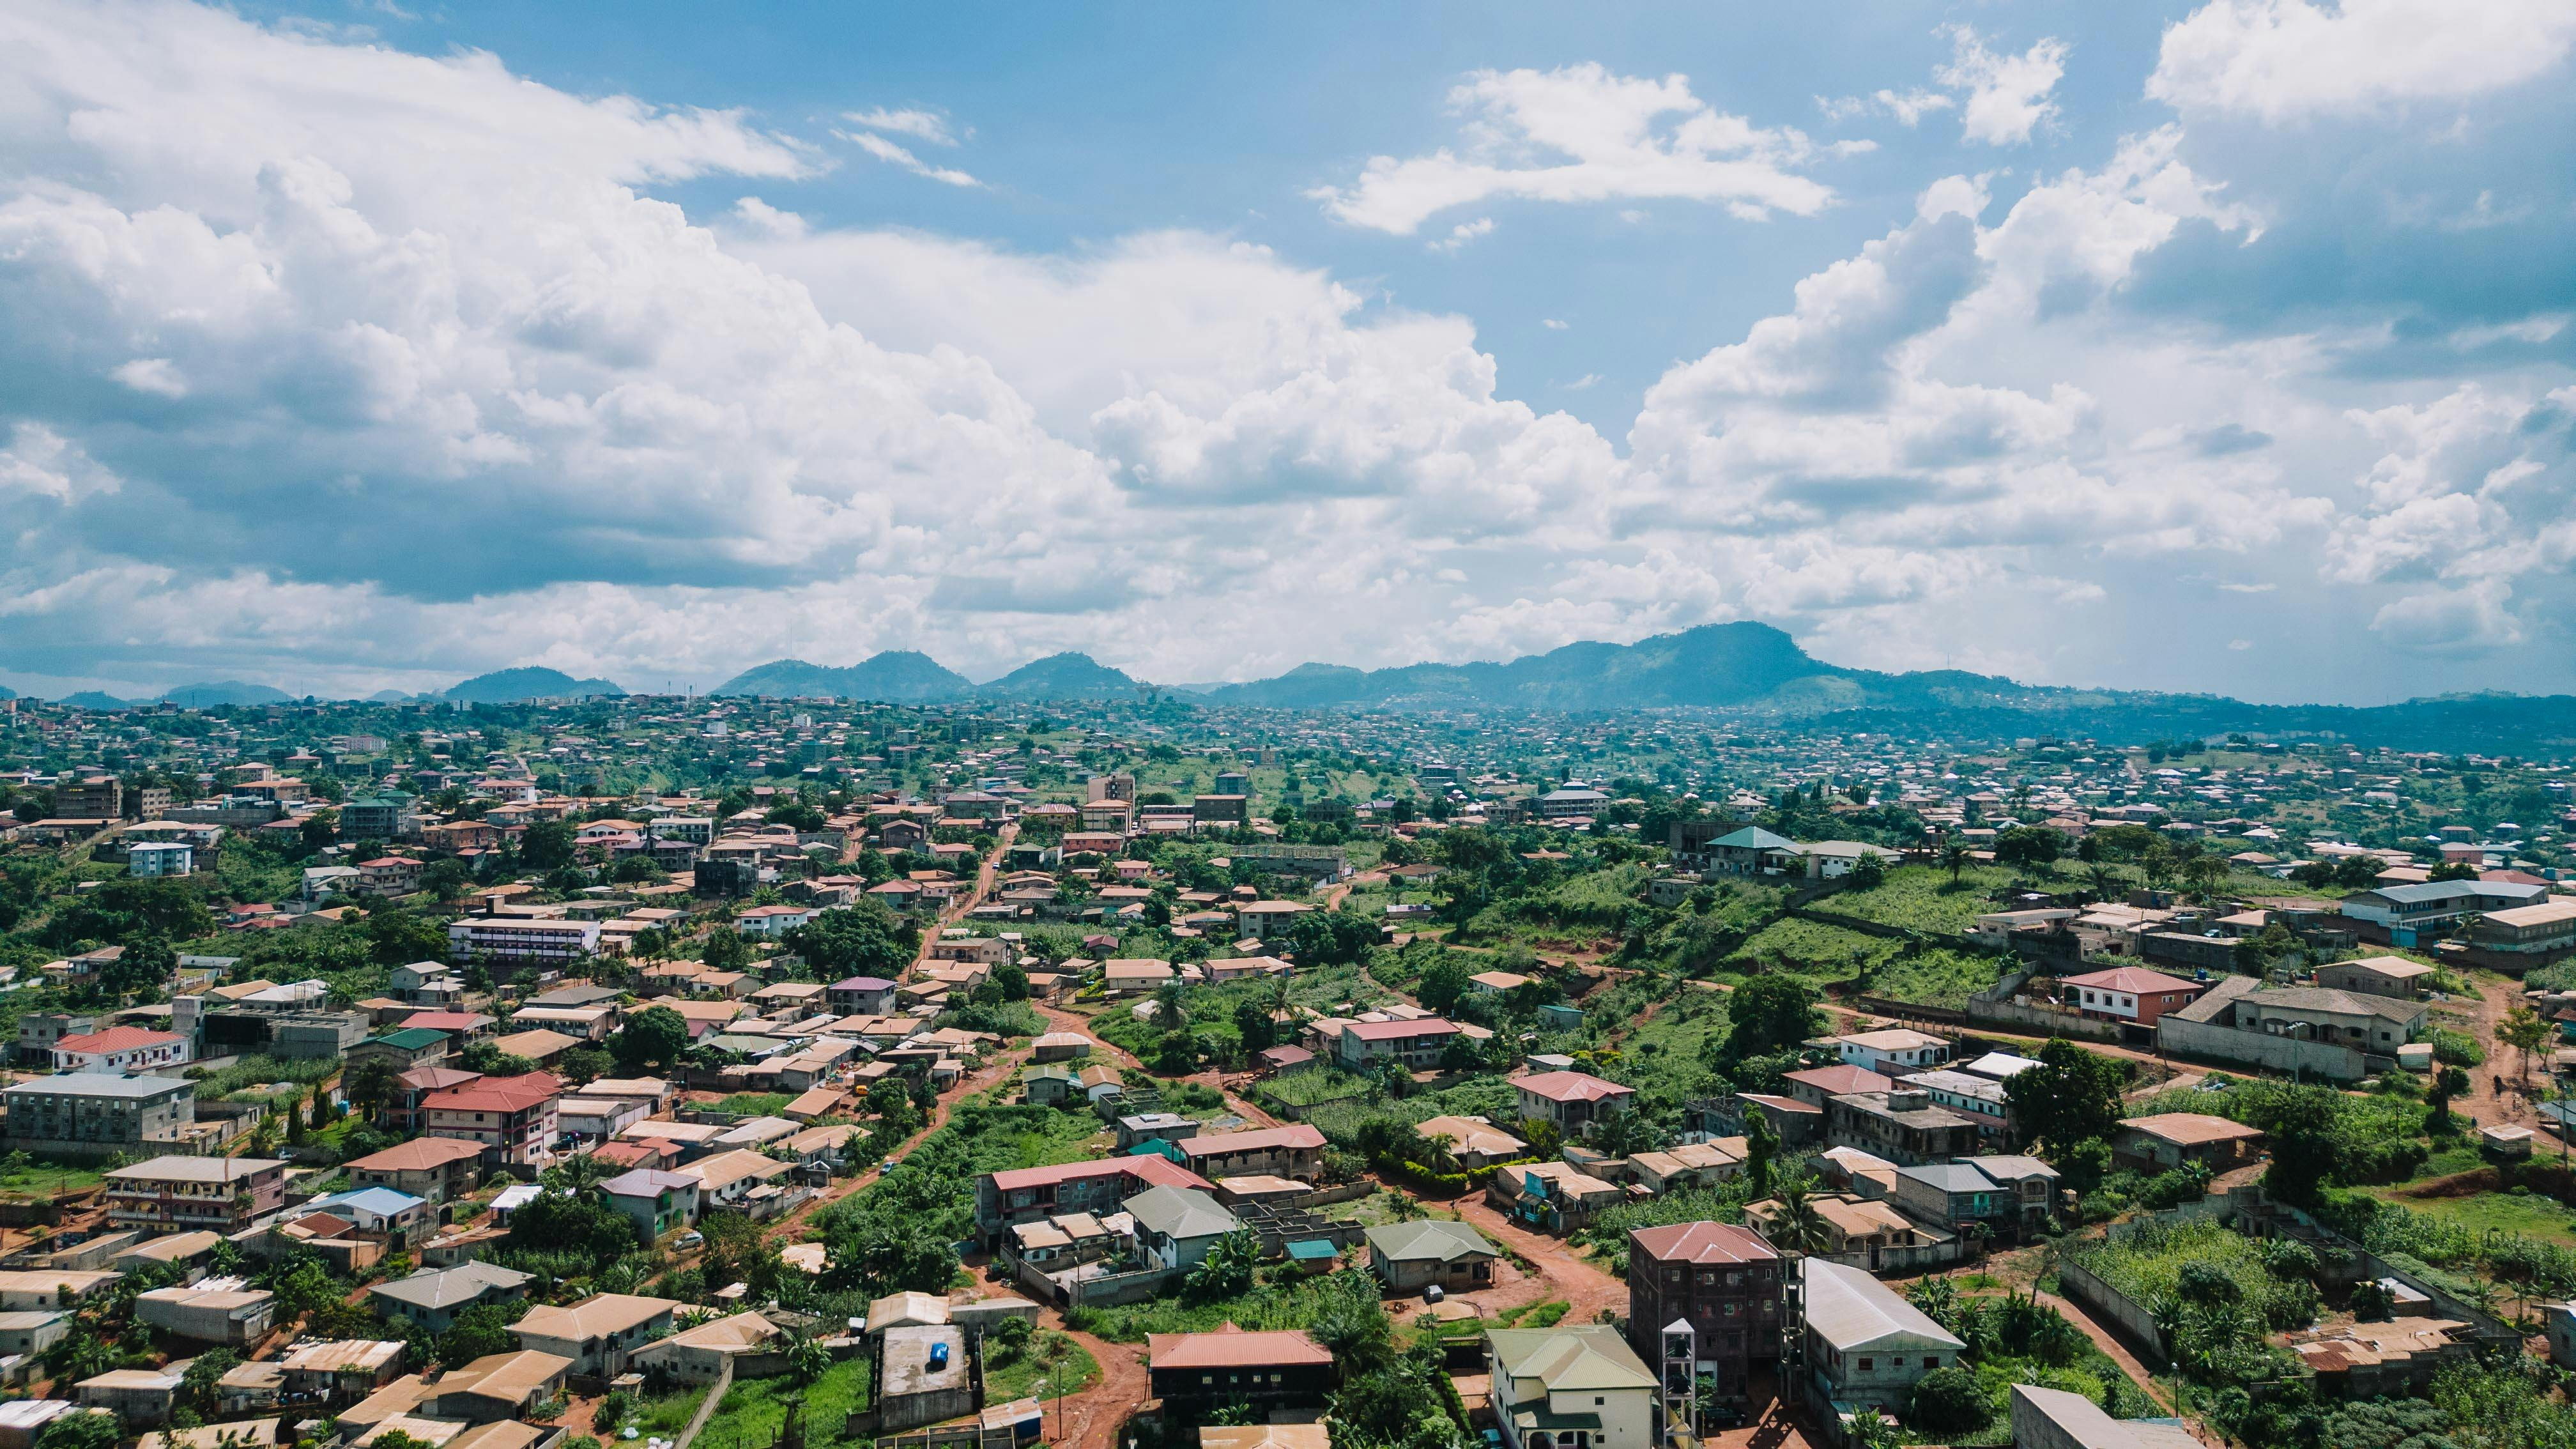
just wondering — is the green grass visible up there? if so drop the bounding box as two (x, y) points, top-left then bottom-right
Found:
(1066, 1270), (1365, 1342)
(694, 1356), (870, 1449)
(1724, 916), (1901, 981)
(982, 1333), (1100, 1405)
(1808, 864), (2017, 935)
(2369, 1183), (2576, 1249)
(0, 1156), (104, 1199)
(712, 1093), (792, 1117)
(630, 1383), (710, 1439)
(1862, 948), (2005, 1009)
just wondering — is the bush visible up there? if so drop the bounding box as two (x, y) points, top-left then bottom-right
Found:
(1908, 1367), (1988, 1436)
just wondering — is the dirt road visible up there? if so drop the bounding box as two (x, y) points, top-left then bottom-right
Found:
(1446, 1195), (1626, 1322)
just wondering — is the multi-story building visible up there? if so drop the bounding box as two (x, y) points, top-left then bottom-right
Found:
(2469, 900), (2576, 961)
(1825, 1089), (1981, 1167)
(54, 779), (122, 819)
(2058, 967), (2205, 1027)
(338, 792), (420, 841)
(1802, 1259), (1967, 1414)
(974, 1155), (1212, 1246)
(1625, 1222), (1782, 1402)
(445, 916), (599, 968)
(510, 1293), (682, 1376)
(1174, 1125), (1327, 1181)
(1888, 1157), (2059, 1244)
(1514, 1071), (1639, 1136)
(0, 1073), (199, 1157)
(102, 1155), (289, 1234)
(127, 842), (194, 878)
(1485, 1325), (1658, 1449)
(2340, 878), (2549, 944)
(1336, 1018), (1463, 1071)
(422, 1073), (561, 1167)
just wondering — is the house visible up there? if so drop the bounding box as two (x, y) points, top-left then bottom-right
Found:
(1367, 1220), (1499, 1294)
(2207, 982), (2425, 1050)
(1889, 1157), (2058, 1244)
(1101, 958), (1177, 995)
(423, 1073), (561, 1167)
(386, 1065), (480, 1133)
(50, 1026), (190, 1074)
(2315, 955), (2438, 998)
(1779, 1064), (1895, 1108)
(135, 1281), (275, 1345)
(2058, 967), (2206, 1027)
(1125, 1185), (1242, 1269)
(369, 1262), (536, 1333)
(418, 1349), (573, 1423)
(349, 1027), (453, 1075)
(974, 1156), (1213, 1244)
(1713, 1092), (1828, 1148)
(103, 1155), (289, 1234)
(1484, 1325), (1659, 1449)
(278, 1339), (408, 1400)
(1234, 901), (1314, 942)
(1680, 825), (1803, 877)
(1625, 1222), (1782, 1402)
(304, 1186), (434, 1247)
(1897, 1070), (2012, 1142)
(1176, 1126), (1326, 1181)
(2112, 1114), (2266, 1173)
(509, 1293), (681, 1376)
(682, 1147), (799, 1213)
(631, 1311), (779, 1384)
(1414, 1115), (1528, 1169)
(1623, 1141), (1744, 1195)
(1487, 1161), (1624, 1234)
(1802, 1258), (1967, 1414)
(1336, 1018), (1465, 1072)
(1514, 1071), (1638, 1136)
(401, 1010), (498, 1044)
(1828, 1029), (1951, 1075)
(1824, 1090), (1980, 1167)
(599, 1169), (702, 1244)
(1008, 1213), (1119, 1269)
(877, 1324), (977, 1433)
(1030, 1032), (1094, 1063)
(0, 1271), (120, 1311)
(348, 1137), (491, 1204)
(0, 1310), (69, 1360)
(78, 1365), (190, 1426)
(1148, 1327), (1337, 1410)
(2284, 1317), (2477, 1398)
(2009, 1384), (2204, 1449)
(489, 1029), (579, 1067)
(1744, 1193), (1935, 1268)
(827, 976), (898, 1016)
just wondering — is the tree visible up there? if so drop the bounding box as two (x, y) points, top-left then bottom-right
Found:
(100, 933), (178, 1002)
(610, 1005), (692, 1071)
(1842, 852), (1887, 891)
(33, 1414), (120, 1449)
(783, 902), (919, 977)
(2497, 1005), (2549, 1089)
(1725, 975), (1821, 1058)
(1991, 827), (2063, 870)
(1414, 956), (1473, 1015)
(300, 809), (340, 850)
(363, 906), (450, 967)
(824, 1216), (957, 1298)
(1761, 1177), (1832, 1255)
(1188, 1229), (1261, 1300)
(1940, 843), (1974, 884)
(1233, 998), (1278, 1053)
(700, 927), (751, 973)
(520, 819), (576, 869)
(699, 1211), (783, 1300)
(2253, 1083), (2345, 1204)
(1741, 1108), (1778, 1197)
(2001, 1039), (2126, 1157)
(1908, 1367), (1986, 1436)
(343, 1056), (403, 1123)
(440, 1301), (526, 1367)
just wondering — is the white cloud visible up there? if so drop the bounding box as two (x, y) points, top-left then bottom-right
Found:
(844, 107), (963, 146)
(2148, 0), (2576, 122)
(839, 129), (981, 187)
(1542, 318), (1570, 330)
(112, 357), (188, 397)
(1936, 27), (2071, 146)
(1311, 63), (1840, 234)
(2372, 579), (2523, 652)
(1877, 88), (1959, 128)
(1427, 217), (1495, 254)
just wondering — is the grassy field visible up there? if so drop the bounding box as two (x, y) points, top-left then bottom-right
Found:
(0, 1156), (104, 1199)
(983, 1332), (1100, 1406)
(692, 1356), (870, 1449)
(2370, 1181), (2576, 1249)
(1724, 917), (1901, 982)
(629, 1383), (711, 1439)
(1864, 949), (2005, 1009)
(712, 1093), (791, 1117)
(1808, 864), (2014, 935)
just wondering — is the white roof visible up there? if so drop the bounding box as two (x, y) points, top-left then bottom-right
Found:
(1802, 1259), (1966, 1354)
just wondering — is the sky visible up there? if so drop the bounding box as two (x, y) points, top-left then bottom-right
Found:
(1, 0), (2573, 705)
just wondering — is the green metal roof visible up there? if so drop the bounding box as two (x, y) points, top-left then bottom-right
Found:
(372, 1027), (450, 1050)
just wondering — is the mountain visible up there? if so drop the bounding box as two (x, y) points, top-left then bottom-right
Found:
(1207, 622), (1856, 711)
(1201, 621), (2576, 751)
(156, 680), (292, 707)
(444, 666), (627, 703)
(712, 652), (972, 701)
(972, 652), (1140, 702)
(366, 689), (418, 703)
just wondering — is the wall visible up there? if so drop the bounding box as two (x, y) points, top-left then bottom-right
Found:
(2154, 1016), (2369, 1082)
(2053, 1258), (2169, 1365)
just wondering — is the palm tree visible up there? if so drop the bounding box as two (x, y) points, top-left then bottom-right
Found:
(2085, 863), (2117, 902)
(1942, 843), (1973, 885)
(1763, 1178), (1834, 1256)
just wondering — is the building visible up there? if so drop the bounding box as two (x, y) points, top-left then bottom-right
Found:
(1514, 1071), (1639, 1136)
(348, 1138), (490, 1206)
(2058, 967), (2205, 1027)
(2340, 879), (2548, 943)
(2112, 1114), (2267, 1173)
(2467, 900), (2576, 961)
(1888, 1157), (2058, 1244)
(369, 1262), (536, 1333)
(1678, 825), (1802, 877)
(974, 1154), (1213, 1244)
(1148, 1327), (1337, 1411)
(278, 1338), (408, 1401)
(1825, 1089), (1981, 1167)
(1743, 1194), (1932, 1267)
(600, 1169), (702, 1245)
(828, 976), (898, 1016)
(136, 1282), (275, 1346)
(49, 1025), (190, 1073)
(1625, 1222), (1782, 1402)
(1414, 1115), (1528, 1169)
(509, 1293), (681, 1376)
(630, 1312), (779, 1384)
(422, 1073), (561, 1167)
(303, 1186), (434, 1247)
(1485, 1325), (1659, 1449)
(78, 1365), (188, 1426)
(103, 1155), (289, 1233)
(1125, 1185), (1242, 1270)
(1336, 1018), (1463, 1071)
(419, 1350), (573, 1423)
(1828, 1029), (1951, 1075)
(445, 916), (599, 967)
(1176, 1125), (1327, 1181)
(2285, 1317), (2476, 1397)
(1367, 1220), (1500, 1295)
(1802, 1258), (1967, 1414)
(128, 841), (194, 878)
(2009, 1384), (2204, 1449)
(2205, 983), (2426, 1050)
(0, 1073), (200, 1158)
(2314, 955), (2437, 999)
(1896, 1069), (2011, 1142)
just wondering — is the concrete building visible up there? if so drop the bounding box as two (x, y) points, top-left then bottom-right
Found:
(1366, 1219), (1499, 1295)
(49, 1025), (190, 1073)
(1825, 1089), (1981, 1167)
(629, 1312), (779, 1384)
(599, 1169), (702, 1245)
(135, 1281), (275, 1346)
(347, 1137), (489, 1204)
(422, 1073), (560, 1167)
(1125, 1185), (1241, 1270)
(1336, 1018), (1462, 1071)
(444, 916), (599, 967)
(509, 1293), (681, 1376)
(1514, 1071), (1639, 1136)
(0, 1073), (199, 1159)
(1802, 1258), (1966, 1414)
(1624, 1222), (1782, 1402)
(1148, 1328), (1336, 1411)
(2057, 967), (2205, 1028)
(1485, 1325), (1658, 1449)
(369, 1262), (536, 1333)
(2009, 1384), (2203, 1449)
(2314, 955), (2437, 999)
(103, 1154), (289, 1233)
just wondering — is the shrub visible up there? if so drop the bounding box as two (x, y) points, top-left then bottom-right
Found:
(1908, 1367), (1988, 1436)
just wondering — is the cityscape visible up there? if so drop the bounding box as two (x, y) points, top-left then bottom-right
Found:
(2, 5), (2575, 1449)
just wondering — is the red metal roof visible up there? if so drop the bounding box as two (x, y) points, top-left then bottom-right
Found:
(987, 1154), (1211, 1193)
(1629, 1221), (1781, 1265)
(1342, 1018), (1462, 1041)
(2062, 967), (2201, 994)
(424, 1072), (562, 1114)
(1175, 1126), (1326, 1160)
(1782, 1065), (1894, 1096)
(1148, 1324), (1334, 1370)
(54, 1026), (183, 1054)
(1514, 1070), (1638, 1103)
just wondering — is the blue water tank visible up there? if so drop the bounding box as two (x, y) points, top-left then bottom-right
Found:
(928, 1341), (951, 1370)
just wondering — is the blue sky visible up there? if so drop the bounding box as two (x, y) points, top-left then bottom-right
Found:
(1, 0), (2572, 703)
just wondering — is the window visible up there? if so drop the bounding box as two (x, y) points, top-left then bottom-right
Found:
(1892, 1357), (1905, 1367)
(1858, 1358), (1874, 1372)
(1922, 1356), (1939, 1368)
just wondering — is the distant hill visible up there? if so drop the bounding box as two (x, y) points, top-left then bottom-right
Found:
(712, 652), (973, 702)
(56, 691), (133, 710)
(972, 652), (1140, 702)
(444, 667), (626, 703)
(157, 680), (293, 707)
(365, 689), (417, 703)
(1207, 622), (1863, 711)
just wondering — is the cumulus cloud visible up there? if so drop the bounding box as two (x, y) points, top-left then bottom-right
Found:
(1936, 26), (2072, 146)
(1310, 63), (1841, 234)
(2149, 0), (2576, 122)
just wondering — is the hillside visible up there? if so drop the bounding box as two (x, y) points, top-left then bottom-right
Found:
(712, 652), (972, 701)
(444, 666), (626, 703)
(972, 652), (1138, 701)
